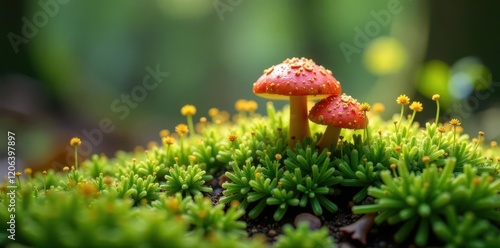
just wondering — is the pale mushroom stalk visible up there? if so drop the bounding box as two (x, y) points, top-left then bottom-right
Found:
(315, 125), (341, 151)
(289, 95), (311, 146)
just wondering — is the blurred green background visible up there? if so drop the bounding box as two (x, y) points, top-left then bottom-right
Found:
(1, 0), (499, 171)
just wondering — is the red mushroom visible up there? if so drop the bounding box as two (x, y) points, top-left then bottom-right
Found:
(253, 57), (341, 146)
(308, 93), (367, 151)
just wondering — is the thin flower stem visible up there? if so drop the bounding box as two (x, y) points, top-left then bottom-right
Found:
(453, 126), (457, 152)
(408, 110), (416, 129)
(397, 105), (404, 133)
(187, 115), (195, 137)
(435, 100), (440, 124)
(74, 146), (79, 170)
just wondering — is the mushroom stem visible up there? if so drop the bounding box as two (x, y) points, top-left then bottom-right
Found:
(288, 95), (311, 147)
(316, 126), (341, 151)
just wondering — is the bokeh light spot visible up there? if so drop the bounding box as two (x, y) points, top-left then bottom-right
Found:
(416, 60), (452, 107)
(363, 37), (407, 75)
(449, 72), (474, 99)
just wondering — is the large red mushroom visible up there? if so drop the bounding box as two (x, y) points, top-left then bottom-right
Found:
(253, 57), (341, 146)
(308, 93), (367, 151)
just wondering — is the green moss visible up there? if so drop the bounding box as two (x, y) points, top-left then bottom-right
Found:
(1, 96), (500, 247)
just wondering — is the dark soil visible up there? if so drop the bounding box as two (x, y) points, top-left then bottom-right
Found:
(208, 174), (414, 248)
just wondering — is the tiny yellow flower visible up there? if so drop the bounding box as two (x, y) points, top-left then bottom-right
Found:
(103, 176), (113, 186)
(159, 129), (170, 138)
(275, 154), (282, 161)
(180, 105), (196, 116)
(246, 100), (258, 112)
(78, 182), (99, 198)
(432, 94), (440, 101)
(228, 134), (238, 143)
(199, 117), (207, 123)
(188, 155), (196, 162)
(396, 94), (410, 105)
(208, 108), (219, 117)
(422, 156), (430, 163)
(175, 124), (189, 135)
(409, 101), (423, 112)
(359, 103), (371, 112)
(147, 141), (158, 149)
(491, 141), (497, 148)
(15, 172), (21, 177)
(134, 146), (144, 153)
(63, 166), (70, 172)
(70, 137), (81, 147)
(235, 99), (248, 112)
(163, 136), (175, 145)
(24, 168), (32, 175)
(438, 127), (446, 133)
(165, 197), (180, 212)
(218, 111), (230, 122)
(449, 118), (461, 126)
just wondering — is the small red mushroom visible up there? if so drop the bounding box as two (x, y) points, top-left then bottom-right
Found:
(253, 57), (341, 146)
(308, 93), (367, 151)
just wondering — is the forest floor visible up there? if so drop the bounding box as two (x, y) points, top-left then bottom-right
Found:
(209, 174), (430, 248)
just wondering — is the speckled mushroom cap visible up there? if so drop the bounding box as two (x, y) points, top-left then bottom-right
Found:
(253, 57), (342, 100)
(308, 93), (367, 129)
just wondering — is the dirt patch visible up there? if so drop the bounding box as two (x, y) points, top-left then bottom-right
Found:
(210, 181), (409, 247)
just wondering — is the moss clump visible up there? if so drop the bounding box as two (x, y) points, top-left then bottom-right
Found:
(1, 94), (499, 247)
